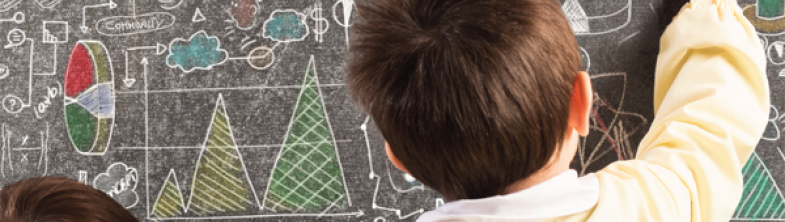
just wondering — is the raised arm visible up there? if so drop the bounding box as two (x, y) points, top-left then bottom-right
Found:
(591, 0), (769, 221)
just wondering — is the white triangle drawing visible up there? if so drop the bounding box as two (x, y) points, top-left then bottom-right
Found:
(562, 0), (589, 34)
(193, 8), (206, 23)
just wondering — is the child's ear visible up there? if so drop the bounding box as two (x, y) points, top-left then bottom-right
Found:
(385, 142), (410, 174)
(568, 71), (593, 136)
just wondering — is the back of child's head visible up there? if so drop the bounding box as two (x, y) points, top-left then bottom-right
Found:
(0, 176), (139, 222)
(347, 0), (582, 200)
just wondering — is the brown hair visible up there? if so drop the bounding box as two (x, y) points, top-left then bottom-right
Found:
(347, 0), (581, 200)
(0, 176), (139, 222)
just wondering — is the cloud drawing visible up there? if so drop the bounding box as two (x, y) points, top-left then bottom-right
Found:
(166, 31), (228, 72)
(263, 10), (309, 42)
(93, 163), (139, 208)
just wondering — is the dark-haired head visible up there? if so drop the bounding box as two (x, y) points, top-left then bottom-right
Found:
(347, 0), (584, 200)
(0, 176), (139, 222)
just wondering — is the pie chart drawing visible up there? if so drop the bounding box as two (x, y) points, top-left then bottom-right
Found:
(64, 40), (115, 156)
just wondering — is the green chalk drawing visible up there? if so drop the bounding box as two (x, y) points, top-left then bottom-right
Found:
(758, 0), (785, 18)
(152, 169), (185, 218)
(733, 152), (785, 220)
(186, 95), (256, 215)
(263, 55), (349, 212)
(65, 103), (96, 153)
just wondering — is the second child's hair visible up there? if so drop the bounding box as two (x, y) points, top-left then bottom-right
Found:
(347, 0), (581, 200)
(0, 176), (140, 222)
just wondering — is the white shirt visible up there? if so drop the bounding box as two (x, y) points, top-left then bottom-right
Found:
(418, 170), (599, 222)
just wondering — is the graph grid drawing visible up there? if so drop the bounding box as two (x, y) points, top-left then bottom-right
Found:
(263, 55), (350, 212)
(185, 95), (259, 216)
(733, 152), (785, 220)
(152, 169), (185, 218)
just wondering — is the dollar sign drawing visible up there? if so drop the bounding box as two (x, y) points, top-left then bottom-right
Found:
(310, 2), (330, 43)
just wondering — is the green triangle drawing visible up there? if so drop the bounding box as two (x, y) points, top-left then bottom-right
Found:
(733, 152), (785, 220)
(152, 169), (185, 218)
(186, 95), (260, 215)
(263, 55), (350, 212)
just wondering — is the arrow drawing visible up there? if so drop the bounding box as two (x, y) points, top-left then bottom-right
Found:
(123, 51), (135, 87)
(127, 43), (167, 55)
(81, 1), (117, 33)
(123, 53), (148, 88)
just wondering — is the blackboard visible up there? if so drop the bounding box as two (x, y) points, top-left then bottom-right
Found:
(0, 0), (779, 221)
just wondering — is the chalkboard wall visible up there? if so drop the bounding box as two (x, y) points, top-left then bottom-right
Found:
(0, 0), (780, 221)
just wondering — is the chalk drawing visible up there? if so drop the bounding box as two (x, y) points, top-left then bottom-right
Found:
(94, 162), (139, 209)
(1, 124), (4, 177)
(4, 29), (25, 49)
(361, 117), (427, 218)
(562, 0), (589, 33)
(332, 0), (354, 46)
(0, 64), (8, 80)
(42, 21), (68, 44)
(159, 0), (183, 10)
(263, 55), (351, 212)
(1, 123), (49, 178)
(152, 169), (185, 218)
(64, 40), (115, 156)
(34, 0), (60, 9)
(0, 0), (20, 12)
(763, 106), (783, 141)
(2, 36), (60, 116)
(81, 1), (117, 33)
(310, 1), (330, 43)
(33, 83), (61, 119)
(562, 0), (632, 36)
(743, 0), (785, 35)
(371, 175), (425, 219)
(166, 31), (229, 72)
(78, 170), (88, 184)
(95, 12), (177, 37)
(246, 46), (275, 70)
(580, 46), (590, 72)
(0, 11), (23, 24)
(185, 94), (259, 215)
(227, 0), (258, 30)
(192, 8), (206, 23)
(733, 152), (785, 220)
(769, 41), (785, 65)
(577, 72), (648, 175)
(128, 42), (168, 55)
(263, 9), (310, 43)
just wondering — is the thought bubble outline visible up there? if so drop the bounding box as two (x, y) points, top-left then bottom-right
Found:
(93, 162), (139, 209)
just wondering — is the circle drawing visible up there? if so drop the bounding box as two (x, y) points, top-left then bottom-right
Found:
(247, 46), (275, 70)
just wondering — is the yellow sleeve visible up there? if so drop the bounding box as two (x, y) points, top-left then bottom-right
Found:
(584, 0), (770, 221)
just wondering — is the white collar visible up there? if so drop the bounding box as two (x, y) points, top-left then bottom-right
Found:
(418, 170), (599, 222)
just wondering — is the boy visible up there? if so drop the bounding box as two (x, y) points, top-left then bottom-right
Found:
(346, 0), (769, 221)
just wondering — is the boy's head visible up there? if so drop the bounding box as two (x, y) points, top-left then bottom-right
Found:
(0, 176), (139, 222)
(347, 0), (592, 200)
